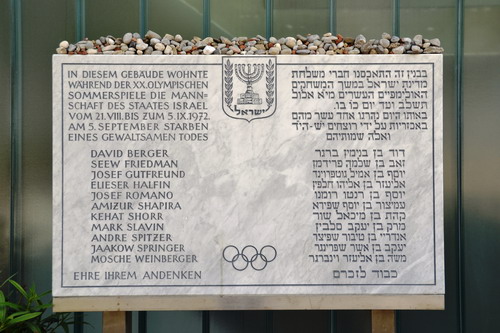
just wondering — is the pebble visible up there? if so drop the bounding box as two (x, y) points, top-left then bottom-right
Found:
(355, 34), (366, 45)
(424, 46), (444, 54)
(413, 34), (423, 46)
(392, 46), (405, 54)
(164, 45), (173, 55)
(381, 32), (391, 40)
(202, 37), (213, 44)
(155, 43), (166, 51)
(136, 43), (148, 51)
(102, 45), (117, 52)
(229, 46), (241, 54)
(146, 30), (161, 40)
(411, 45), (422, 53)
(221, 36), (232, 45)
(56, 32), (444, 55)
(379, 39), (390, 48)
(376, 45), (385, 54)
(75, 41), (86, 50)
(203, 45), (216, 55)
(391, 36), (400, 43)
(123, 33), (132, 44)
(269, 47), (280, 55)
(360, 43), (372, 54)
(285, 37), (296, 49)
(296, 49), (310, 54)
(296, 34), (307, 42)
(307, 34), (320, 43)
(430, 38), (441, 47)
(344, 37), (354, 44)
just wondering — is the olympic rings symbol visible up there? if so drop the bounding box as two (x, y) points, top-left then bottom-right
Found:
(222, 245), (277, 271)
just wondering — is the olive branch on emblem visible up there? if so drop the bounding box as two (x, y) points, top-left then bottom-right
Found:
(224, 60), (233, 108)
(266, 59), (275, 108)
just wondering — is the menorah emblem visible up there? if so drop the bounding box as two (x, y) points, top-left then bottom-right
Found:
(235, 64), (264, 105)
(222, 56), (277, 122)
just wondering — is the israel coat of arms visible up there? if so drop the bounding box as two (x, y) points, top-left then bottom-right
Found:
(222, 56), (277, 122)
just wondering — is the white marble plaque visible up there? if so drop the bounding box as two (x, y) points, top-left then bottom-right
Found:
(52, 55), (444, 302)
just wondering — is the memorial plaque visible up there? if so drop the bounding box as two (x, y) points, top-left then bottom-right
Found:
(52, 55), (443, 309)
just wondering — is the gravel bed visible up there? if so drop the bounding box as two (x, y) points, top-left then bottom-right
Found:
(56, 31), (443, 55)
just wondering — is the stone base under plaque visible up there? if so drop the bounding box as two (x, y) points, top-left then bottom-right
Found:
(53, 295), (444, 312)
